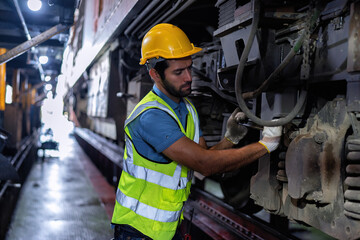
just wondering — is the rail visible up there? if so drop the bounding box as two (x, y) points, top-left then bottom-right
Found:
(183, 188), (299, 240)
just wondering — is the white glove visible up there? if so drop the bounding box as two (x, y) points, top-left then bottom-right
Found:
(259, 125), (282, 153)
(225, 108), (248, 145)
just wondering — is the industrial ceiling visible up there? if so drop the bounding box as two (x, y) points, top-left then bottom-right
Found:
(0, 0), (78, 89)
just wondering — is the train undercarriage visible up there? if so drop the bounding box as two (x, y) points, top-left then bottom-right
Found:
(61, 0), (360, 239)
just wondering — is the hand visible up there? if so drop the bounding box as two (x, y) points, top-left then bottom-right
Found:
(225, 108), (248, 145)
(259, 124), (282, 153)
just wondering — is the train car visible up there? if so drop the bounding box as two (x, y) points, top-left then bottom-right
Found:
(61, 0), (360, 239)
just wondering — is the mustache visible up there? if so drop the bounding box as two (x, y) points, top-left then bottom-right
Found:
(181, 82), (192, 88)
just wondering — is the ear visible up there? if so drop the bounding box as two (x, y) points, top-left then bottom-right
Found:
(149, 68), (161, 83)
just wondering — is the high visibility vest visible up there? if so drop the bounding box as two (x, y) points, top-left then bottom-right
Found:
(112, 90), (200, 240)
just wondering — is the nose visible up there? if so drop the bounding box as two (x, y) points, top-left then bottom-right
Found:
(184, 68), (192, 82)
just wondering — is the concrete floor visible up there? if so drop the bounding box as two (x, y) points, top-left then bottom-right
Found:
(5, 124), (114, 240)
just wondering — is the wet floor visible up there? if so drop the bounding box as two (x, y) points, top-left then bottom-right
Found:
(5, 119), (114, 240)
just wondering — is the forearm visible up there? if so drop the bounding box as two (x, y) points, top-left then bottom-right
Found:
(209, 138), (234, 150)
(205, 142), (267, 175)
(163, 137), (268, 176)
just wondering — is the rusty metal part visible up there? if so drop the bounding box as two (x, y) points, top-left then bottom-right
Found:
(347, 151), (360, 160)
(286, 99), (351, 203)
(344, 135), (360, 220)
(348, 142), (360, 151)
(344, 201), (360, 214)
(300, 5), (313, 80)
(346, 164), (360, 174)
(344, 190), (360, 201)
(345, 177), (360, 187)
(265, 98), (360, 240)
(0, 24), (69, 65)
(276, 152), (287, 182)
(286, 136), (322, 200)
(349, 112), (360, 137)
(347, 2), (360, 72)
(250, 153), (283, 215)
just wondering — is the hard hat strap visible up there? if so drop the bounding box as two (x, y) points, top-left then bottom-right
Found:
(146, 57), (166, 70)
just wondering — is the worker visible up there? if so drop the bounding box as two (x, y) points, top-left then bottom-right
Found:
(111, 23), (282, 240)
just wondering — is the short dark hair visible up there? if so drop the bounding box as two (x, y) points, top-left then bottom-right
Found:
(153, 60), (169, 80)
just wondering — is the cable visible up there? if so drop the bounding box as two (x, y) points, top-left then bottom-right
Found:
(234, 1), (322, 126)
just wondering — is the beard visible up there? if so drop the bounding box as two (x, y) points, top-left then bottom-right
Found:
(161, 77), (192, 98)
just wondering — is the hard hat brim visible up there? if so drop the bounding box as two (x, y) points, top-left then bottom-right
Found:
(139, 46), (202, 65)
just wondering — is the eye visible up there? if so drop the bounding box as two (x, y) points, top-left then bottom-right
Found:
(174, 70), (182, 75)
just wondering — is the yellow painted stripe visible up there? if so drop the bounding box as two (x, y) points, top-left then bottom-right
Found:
(0, 48), (6, 111)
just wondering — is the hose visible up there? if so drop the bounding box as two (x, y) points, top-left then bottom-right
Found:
(235, 1), (321, 126)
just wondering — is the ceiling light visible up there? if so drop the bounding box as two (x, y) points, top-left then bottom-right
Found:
(45, 75), (51, 82)
(5, 85), (13, 104)
(39, 55), (48, 64)
(27, 0), (42, 11)
(45, 83), (52, 91)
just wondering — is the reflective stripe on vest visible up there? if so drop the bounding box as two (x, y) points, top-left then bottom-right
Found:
(115, 188), (181, 223)
(124, 134), (188, 190)
(184, 98), (199, 143)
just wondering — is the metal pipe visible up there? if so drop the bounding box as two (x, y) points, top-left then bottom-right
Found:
(0, 182), (10, 199)
(162, 0), (197, 25)
(0, 24), (69, 65)
(124, 0), (161, 36)
(33, 54), (45, 81)
(130, 0), (171, 36)
(134, 0), (197, 39)
(13, 0), (31, 41)
(154, 0), (183, 23)
(137, 0), (184, 39)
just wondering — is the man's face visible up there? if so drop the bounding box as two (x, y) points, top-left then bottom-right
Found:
(161, 57), (193, 99)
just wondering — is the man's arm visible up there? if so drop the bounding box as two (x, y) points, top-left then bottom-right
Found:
(209, 137), (234, 150)
(163, 136), (267, 176)
(198, 136), (233, 150)
(163, 125), (282, 176)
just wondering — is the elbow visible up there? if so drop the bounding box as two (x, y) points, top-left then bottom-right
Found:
(193, 152), (217, 177)
(198, 169), (212, 177)
(195, 160), (214, 177)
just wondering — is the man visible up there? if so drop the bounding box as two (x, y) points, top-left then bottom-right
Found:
(111, 23), (282, 240)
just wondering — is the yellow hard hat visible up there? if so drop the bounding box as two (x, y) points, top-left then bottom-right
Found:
(139, 23), (202, 65)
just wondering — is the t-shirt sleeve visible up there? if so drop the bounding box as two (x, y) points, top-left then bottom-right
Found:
(137, 109), (185, 153)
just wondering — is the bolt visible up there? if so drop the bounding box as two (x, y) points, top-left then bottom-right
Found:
(289, 131), (299, 140)
(314, 132), (327, 144)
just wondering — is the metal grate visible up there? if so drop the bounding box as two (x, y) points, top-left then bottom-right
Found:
(217, 0), (236, 28)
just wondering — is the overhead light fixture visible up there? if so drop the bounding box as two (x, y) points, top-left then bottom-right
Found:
(45, 75), (51, 82)
(45, 83), (52, 91)
(39, 55), (48, 64)
(27, 0), (42, 11)
(5, 85), (13, 104)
